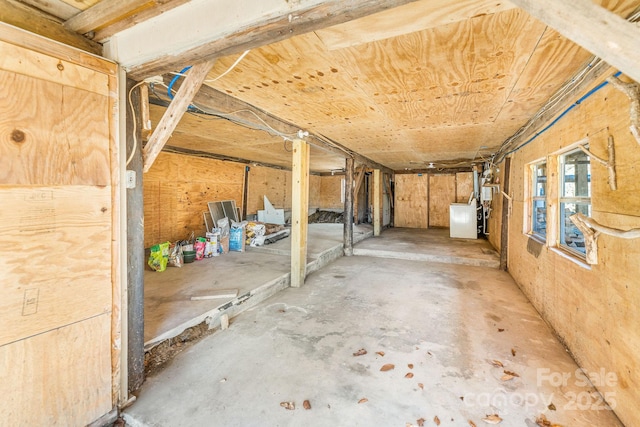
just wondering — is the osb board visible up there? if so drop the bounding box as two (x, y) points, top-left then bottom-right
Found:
(0, 70), (110, 186)
(394, 174), (428, 228)
(144, 152), (244, 247)
(0, 314), (112, 425)
(0, 186), (112, 346)
(501, 78), (640, 427)
(455, 172), (474, 202)
(319, 175), (343, 210)
(429, 174), (456, 227)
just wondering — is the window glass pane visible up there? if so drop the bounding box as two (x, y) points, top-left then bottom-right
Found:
(560, 201), (592, 254)
(534, 163), (546, 196)
(532, 199), (546, 236)
(562, 150), (590, 198)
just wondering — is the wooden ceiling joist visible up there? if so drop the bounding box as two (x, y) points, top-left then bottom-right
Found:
(0, 0), (101, 54)
(106, 0), (421, 79)
(510, 0), (640, 84)
(64, 0), (151, 34)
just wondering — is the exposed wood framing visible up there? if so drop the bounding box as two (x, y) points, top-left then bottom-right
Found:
(509, 0), (640, 84)
(168, 79), (393, 173)
(0, 0), (101, 54)
(607, 75), (640, 145)
(118, 0), (420, 79)
(373, 169), (382, 236)
(570, 212), (640, 265)
(142, 60), (216, 172)
(19, 0), (80, 20)
(64, 0), (151, 34)
(499, 157), (511, 271)
(343, 157), (354, 256)
(353, 166), (365, 224)
(291, 139), (310, 287)
(578, 135), (617, 191)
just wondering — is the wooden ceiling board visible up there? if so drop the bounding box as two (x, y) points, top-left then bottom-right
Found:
(59, 0), (99, 12)
(315, 0), (518, 50)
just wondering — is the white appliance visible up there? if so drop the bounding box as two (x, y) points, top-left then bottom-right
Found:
(450, 200), (477, 239)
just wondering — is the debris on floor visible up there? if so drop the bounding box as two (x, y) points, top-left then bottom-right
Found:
(279, 401), (295, 410)
(308, 209), (344, 223)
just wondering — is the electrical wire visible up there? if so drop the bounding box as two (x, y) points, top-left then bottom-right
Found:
(126, 81), (147, 167)
(205, 50), (251, 83)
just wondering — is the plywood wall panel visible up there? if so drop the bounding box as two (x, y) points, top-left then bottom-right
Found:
(498, 79), (640, 427)
(0, 314), (112, 425)
(0, 70), (110, 186)
(455, 172), (474, 202)
(394, 174), (428, 228)
(0, 186), (112, 346)
(319, 175), (343, 210)
(428, 174), (456, 227)
(246, 166), (288, 215)
(144, 152), (244, 247)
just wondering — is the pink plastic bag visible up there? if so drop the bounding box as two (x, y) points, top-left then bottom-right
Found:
(194, 238), (206, 260)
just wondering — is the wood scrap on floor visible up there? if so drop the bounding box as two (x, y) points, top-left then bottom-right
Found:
(190, 289), (239, 300)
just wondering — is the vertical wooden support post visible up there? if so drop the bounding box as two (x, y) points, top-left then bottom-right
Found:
(126, 79), (145, 392)
(291, 139), (310, 287)
(344, 157), (354, 256)
(373, 169), (382, 236)
(499, 157), (511, 271)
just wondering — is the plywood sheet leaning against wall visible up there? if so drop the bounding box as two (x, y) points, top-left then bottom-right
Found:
(500, 76), (640, 427)
(429, 174), (456, 227)
(394, 174), (428, 228)
(0, 25), (118, 425)
(144, 152), (245, 247)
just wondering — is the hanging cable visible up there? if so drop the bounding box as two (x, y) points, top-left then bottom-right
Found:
(126, 81), (147, 167)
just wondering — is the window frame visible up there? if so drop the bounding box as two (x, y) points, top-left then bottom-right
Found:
(558, 146), (592, 259)
(529, 160), (548, 240)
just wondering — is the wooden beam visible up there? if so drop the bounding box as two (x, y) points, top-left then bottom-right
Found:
(64, 0), (151, 34)
(169, 79), (394, 173)
(109, 0), (420, 79)
(0, 0), (101, 54)
(93, 0), (189, 41)
(142, 59), (215, 172)
(19, 0), (80, 21)
(499, 157), (511, 271)
(343, 157), (354, 256)
(291, 139), (310, 288)
(373, 169), (382, 236)
(353, 166), (365, 224)
(509, 0), (640, 84)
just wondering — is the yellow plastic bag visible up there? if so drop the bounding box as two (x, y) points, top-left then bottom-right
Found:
(148, 242), (170, 272)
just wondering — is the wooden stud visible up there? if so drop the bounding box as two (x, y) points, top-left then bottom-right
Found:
(509, 0), (640, 85)
(290, 139), (310, 288)
(499, 157), (512, 271)
(344, 157), (354, 256)
(373, 169), (382, 236)
(142, 59), (216, 173)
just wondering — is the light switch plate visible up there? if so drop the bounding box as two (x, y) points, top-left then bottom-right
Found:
(126, 170), (136, 189)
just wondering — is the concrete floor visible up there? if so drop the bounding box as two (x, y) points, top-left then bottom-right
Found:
(128, 229), (622, 426)
(144, 224), (372, 347)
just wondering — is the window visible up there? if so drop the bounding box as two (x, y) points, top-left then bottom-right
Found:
(531, 161), (547, 238)
(559, 148), (591, 256)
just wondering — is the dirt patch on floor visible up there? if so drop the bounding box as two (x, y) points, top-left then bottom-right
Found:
(144, 321), (217, 377)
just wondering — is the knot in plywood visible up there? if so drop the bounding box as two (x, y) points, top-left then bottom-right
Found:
(11, 129), (25, 143)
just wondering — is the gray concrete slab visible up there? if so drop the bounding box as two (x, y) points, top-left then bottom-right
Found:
(354, 228), (500, 268)
(144, 224), (373, 347)
(126, 254), (621, 426)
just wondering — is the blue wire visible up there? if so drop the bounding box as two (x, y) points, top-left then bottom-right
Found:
(167, 66), (192, 99)
(504, 71), (623, 157)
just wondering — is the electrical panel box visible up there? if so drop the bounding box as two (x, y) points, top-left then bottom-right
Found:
(481, 185), (493, 202)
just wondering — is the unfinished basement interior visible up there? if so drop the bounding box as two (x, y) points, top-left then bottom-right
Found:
(1, 0), (639, 426)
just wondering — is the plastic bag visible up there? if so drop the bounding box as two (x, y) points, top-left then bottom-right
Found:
(205, 232), (219, 257)
(148, 242), (170, 272)
(168, 241), (183, 267)
(230, 221), (248, 252)
(194, 237), (206, 260)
